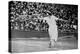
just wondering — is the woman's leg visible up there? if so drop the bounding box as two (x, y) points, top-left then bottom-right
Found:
(48, 32), (55, 48)
(48, 30), (58, 48)
(49, 38), (56, 48)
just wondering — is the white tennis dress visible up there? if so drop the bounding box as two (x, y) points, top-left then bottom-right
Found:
(43, 15), (58, 46)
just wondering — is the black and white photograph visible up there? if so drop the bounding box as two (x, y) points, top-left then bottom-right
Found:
(8, 1), (78, 53)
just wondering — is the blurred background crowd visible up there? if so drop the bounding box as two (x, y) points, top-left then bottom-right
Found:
(9, 1), (78, 32)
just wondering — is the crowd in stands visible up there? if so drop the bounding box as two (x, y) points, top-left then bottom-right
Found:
(9, 1), (78, 32)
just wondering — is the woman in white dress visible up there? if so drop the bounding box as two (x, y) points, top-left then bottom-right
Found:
(38, 15), (67, 48)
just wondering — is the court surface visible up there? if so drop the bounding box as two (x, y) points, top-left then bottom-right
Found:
(10, 36), (78, 53)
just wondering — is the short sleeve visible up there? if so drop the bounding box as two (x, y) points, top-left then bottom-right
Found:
(51, 15), (58, 20)
(43, 17), (49, 21)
